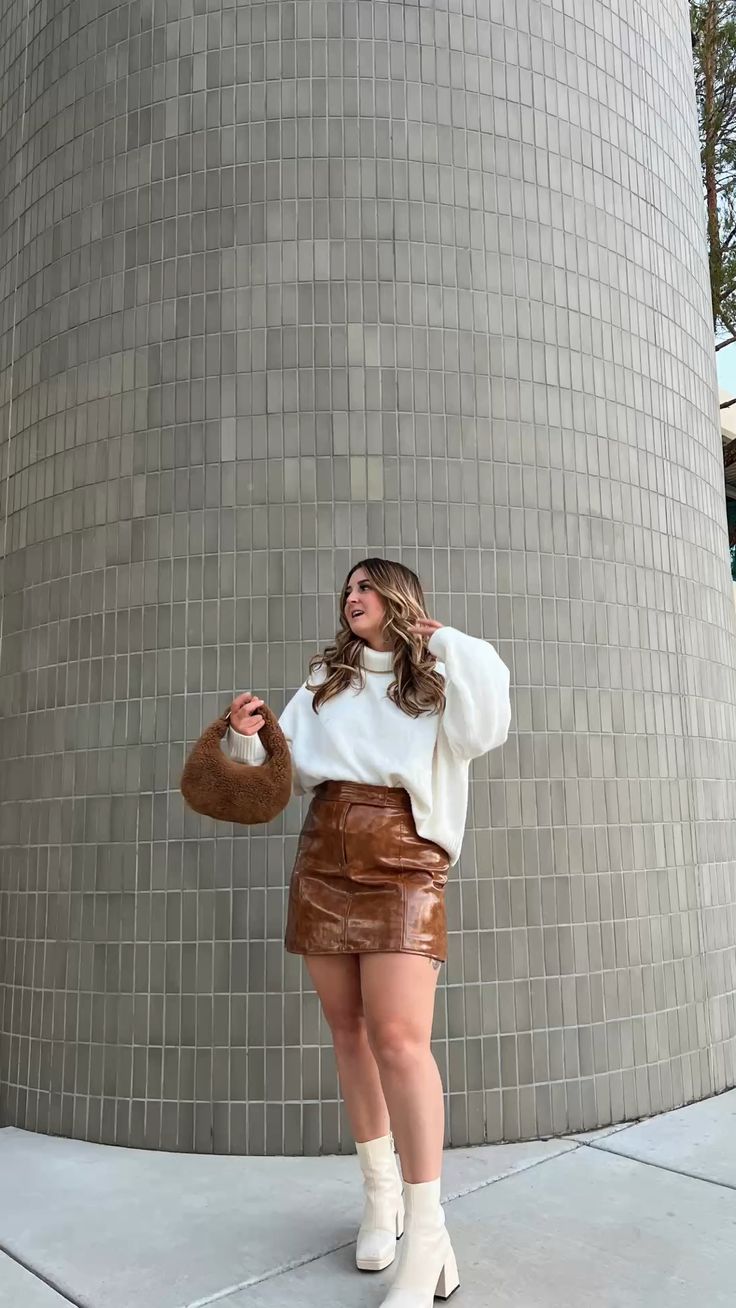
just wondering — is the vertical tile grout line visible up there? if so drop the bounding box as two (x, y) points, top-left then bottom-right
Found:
(0, 0), (33, 1135)
(0, 0), (32, 614)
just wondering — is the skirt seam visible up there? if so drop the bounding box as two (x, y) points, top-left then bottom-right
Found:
(340, 802), (349, 869)
(341, 803), (350, 950)
(399, 818), (406, 951)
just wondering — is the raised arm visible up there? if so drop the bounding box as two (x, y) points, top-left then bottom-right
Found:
(427, 626), (511, 761)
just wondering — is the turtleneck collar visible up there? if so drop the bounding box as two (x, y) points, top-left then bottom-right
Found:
(359, 643), (394, 673)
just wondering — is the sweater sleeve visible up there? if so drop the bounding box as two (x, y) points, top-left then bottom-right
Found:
(427, 625), (511, 761)
(225, 684), (310, 798)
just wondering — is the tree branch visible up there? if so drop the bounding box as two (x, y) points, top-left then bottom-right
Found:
(723, 436), (736, 472)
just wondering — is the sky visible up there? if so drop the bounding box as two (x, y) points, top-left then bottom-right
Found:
(718, 342), (736, 400)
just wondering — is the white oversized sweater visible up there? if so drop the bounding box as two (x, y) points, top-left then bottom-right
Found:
(226, 626), (511, 867)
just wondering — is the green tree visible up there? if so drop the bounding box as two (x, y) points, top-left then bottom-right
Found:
(691, 0), (736, 438)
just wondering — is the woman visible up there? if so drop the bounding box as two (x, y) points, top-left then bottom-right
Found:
(226, 558), (511, 1307)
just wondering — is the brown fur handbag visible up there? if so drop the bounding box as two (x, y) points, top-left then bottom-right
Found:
(180, 705), (292, 825)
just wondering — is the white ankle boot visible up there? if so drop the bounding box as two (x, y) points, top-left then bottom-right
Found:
(355, 1132), (405, 1271)
(379, 1177), (460, 1306)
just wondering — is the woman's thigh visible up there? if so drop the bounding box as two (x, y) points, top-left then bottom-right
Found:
(359, 953), (441, 1049)
(305, 954), (364, 1032)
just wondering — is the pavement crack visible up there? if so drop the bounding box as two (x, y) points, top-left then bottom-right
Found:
(0, 1242), (89, 1308)
(580, 1139), (736, 1192)
(182, 1146), (579, 1308)
(181, 1243), (359, 1308)
(438, 1143), (581, 1205)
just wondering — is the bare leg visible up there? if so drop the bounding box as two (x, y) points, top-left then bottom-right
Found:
(305, 954), (391, 1143)
(360, 953), (444, 1182)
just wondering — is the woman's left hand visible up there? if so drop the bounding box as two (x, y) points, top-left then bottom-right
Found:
(410, 618), (444, 639)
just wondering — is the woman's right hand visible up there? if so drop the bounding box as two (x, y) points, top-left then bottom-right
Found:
(229, 692), (266, 736)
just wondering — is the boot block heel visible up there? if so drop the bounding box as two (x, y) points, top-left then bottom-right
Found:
(434, 1246), (460, 1300)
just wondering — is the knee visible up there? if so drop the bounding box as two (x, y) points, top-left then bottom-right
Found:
(328, 1012), (368, 1050)
(367, 1021), (425, 1070)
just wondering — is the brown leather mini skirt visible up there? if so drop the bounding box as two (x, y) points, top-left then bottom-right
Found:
(284, 780), (451, 961)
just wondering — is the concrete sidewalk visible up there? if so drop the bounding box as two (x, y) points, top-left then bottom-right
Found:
(2, 1091), (736, 1308)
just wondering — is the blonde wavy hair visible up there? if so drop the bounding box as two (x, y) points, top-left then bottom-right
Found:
(305, 558), (447, 719)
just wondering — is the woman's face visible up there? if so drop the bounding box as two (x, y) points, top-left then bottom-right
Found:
(344, 569), (390, 649)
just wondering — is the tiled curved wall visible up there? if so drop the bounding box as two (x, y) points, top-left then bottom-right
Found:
(1, 0), (736, 1154)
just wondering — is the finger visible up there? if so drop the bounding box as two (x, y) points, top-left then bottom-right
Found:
(233, 699), (263, 718)
(235, 713), (264, 731)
